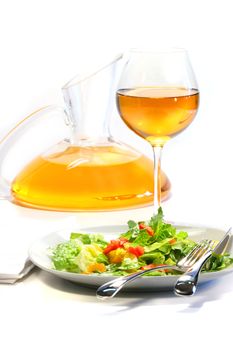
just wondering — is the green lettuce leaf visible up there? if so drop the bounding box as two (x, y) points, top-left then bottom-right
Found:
(51, 240), (81, 272)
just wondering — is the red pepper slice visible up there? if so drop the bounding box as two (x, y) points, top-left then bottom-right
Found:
(139, 223), (146, 230)
(139, 222), (154, 236)
(103, 237), (128, 255)
(140, 263), (157, 270)
(146, 227), (154, 236)
(127, 245), (144, 257)
(169, 238), (177, 245)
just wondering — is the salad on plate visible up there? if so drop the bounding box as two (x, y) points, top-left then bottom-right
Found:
(50, 208), (233, 277)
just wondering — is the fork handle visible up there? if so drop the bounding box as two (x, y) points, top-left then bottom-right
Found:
(174, 251), (212, 296)
(96, 264), (180, 299)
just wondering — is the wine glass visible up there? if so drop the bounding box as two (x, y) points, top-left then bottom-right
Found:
(116, 48), (199, 214)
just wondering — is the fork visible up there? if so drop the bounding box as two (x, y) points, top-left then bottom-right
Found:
(174, 228), (231, 296)
(96, 239), (213, 299)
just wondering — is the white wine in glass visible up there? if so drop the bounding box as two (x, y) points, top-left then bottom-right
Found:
(117, 49), (199, 214)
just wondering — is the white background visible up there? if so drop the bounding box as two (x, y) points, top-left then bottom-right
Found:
(0, 1), (233, 349)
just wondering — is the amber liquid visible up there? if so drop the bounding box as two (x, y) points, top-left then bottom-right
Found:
(11, 144), (170, 211)
(117, 87), (199, 145)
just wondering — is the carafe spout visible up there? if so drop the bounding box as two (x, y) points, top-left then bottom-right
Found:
(62, 54), (123, 145)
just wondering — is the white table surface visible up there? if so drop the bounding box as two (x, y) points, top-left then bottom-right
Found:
(0, 195), (232, 350)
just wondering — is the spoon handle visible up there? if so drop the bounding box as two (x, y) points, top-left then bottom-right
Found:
(96, 264), (179, 299)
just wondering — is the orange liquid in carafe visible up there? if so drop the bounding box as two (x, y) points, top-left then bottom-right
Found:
(11, 144), (170, 211)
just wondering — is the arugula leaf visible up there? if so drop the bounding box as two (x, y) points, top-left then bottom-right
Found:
(159, 243), (171, 254)
(164, 257), (176, 265)
(140, 251), (166, 264)
(176, 231), (188, 239)
(144, 238), (172, 253)
(105, 259), (139, 276)
(148, 206), (164, 232)
(120, 220), (140, 241)
(96, 253), (109, 264)
(155, 223), (176, 241)
(128, 220), (137, 229)
(203, 253), (233, 272)
(132, 230), (151, 246)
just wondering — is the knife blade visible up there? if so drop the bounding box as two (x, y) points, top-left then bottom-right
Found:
(213, 227), (232, 255)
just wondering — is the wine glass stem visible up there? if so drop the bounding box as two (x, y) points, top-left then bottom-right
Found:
(152, 145), (163, 214)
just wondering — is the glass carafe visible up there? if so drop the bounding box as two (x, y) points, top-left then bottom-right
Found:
(0, 54), (171, 211)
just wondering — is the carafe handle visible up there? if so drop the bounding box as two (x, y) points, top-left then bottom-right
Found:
(0, 105), (68, 200)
